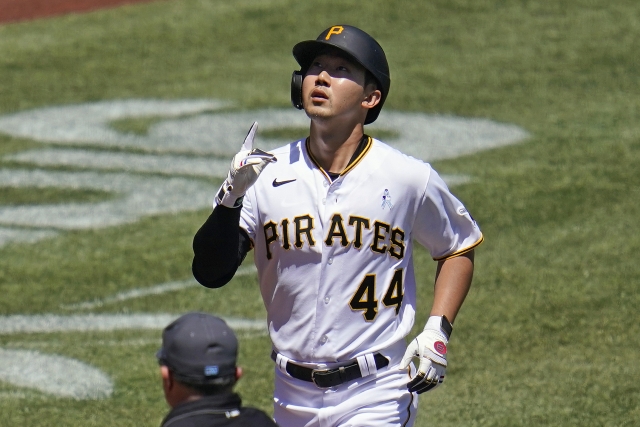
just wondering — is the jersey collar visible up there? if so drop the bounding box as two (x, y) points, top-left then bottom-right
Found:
(305, 135), (373, 182)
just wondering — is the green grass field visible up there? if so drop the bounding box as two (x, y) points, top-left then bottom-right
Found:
(0, 0), (638, 426)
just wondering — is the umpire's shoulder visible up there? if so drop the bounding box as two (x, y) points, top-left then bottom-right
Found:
(239, 406), (280, 426)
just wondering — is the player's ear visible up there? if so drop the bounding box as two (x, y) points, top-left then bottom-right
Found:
(160, 365), (173, 391)
(160, 365), (175, 396)
(362, 87), (382, 110)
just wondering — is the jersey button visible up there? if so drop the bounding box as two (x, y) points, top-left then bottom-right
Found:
(324, 296), (330, 304)
(320, 335), (328, 344)
(327, 257), (333, 264)
(323, 181), (329, 187)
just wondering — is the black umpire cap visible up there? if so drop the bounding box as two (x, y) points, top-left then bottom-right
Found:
(156, 312), (238, 385)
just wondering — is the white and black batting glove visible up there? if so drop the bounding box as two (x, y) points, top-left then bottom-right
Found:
(400, 315), (453, 394)
(215, 122), (276, 208)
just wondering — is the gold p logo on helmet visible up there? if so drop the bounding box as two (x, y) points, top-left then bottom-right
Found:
(325, 26), (344, 40)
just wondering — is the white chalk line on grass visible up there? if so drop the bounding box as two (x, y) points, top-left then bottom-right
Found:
(60, 265), (257, 310)
(0, 313), (265, 335)
(0, 169), (213, 229)
(0, 227), (59, 246)
(5, 329), (267, 350)
(9, 338), (162, 349)
(0, 349), (114, 400)
(61, 280), (197, 310)
(6, 148), (231, 178)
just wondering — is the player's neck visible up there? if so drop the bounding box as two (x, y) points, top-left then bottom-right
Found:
(308, 122), (365, 173)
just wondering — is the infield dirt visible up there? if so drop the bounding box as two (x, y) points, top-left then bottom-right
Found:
(0, 0), (159, 24)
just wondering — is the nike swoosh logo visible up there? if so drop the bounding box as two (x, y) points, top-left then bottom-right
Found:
(272, 178), (296, 187)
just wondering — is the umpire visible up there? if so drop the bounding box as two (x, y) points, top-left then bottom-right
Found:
(156, 312), (279, 427)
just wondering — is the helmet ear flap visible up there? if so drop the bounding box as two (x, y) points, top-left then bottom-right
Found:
(291, 70), (304, 110)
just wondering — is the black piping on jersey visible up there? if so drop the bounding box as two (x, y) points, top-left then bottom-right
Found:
(306, 135), (372, 182)
(403, 391), (415, 427)
(401, 366), (415, 427)
(433, 234), (484, 261)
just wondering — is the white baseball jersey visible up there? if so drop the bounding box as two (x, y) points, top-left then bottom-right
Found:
(239, 137), (483, 363)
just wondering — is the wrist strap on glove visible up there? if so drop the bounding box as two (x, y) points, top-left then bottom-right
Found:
(425, 315), (453, 339)
(216, 183), (244, 208)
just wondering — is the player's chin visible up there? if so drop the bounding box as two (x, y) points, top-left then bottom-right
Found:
(304, 105), (333, 121)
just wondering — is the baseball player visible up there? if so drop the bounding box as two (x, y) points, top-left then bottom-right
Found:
(192, 24), (483, 427)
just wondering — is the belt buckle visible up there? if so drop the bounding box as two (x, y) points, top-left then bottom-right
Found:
(310, 368), (329, 388)
(311, 366), (345, 388)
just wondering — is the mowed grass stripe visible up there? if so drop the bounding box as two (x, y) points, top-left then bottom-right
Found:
(60, 265), (258, 310)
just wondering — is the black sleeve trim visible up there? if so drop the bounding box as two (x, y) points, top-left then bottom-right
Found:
(192, 205), (251, 288)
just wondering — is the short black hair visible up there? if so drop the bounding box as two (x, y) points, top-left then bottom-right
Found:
(364, 70), (378, 90)
(176, 373), (237, 396)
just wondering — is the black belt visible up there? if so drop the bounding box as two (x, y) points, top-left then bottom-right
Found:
(270, 351), (389, 388)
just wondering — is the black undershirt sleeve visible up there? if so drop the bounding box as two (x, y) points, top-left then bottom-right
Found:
(192, 205), (251, 288)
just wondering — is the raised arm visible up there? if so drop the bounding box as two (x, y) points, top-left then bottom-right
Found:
(192, 122), (275, 288)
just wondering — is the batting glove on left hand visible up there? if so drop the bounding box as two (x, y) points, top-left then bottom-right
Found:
(215, 122), (276, 208)
(400, 315), (452, 394)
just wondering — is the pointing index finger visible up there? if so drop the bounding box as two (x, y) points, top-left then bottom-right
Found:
(241, 121), (259, 151)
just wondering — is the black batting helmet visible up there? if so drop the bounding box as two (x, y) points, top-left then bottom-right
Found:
(291, 25), (390, 125)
